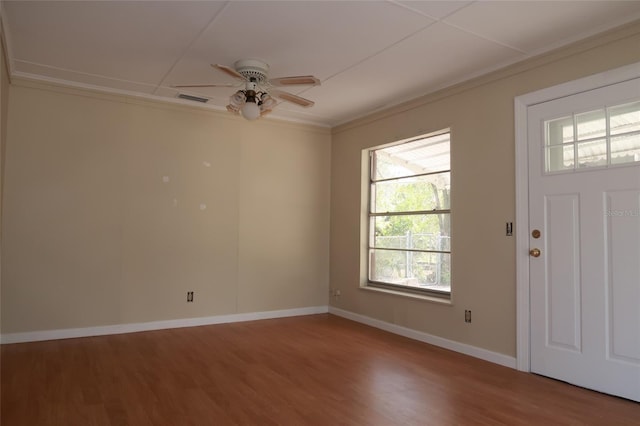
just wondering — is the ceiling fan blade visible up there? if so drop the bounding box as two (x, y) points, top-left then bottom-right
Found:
(269, 75), (320, 87)
(172, 83), (238, 88)
(213, 64), (246, 81)
(271, 90), (315, 108)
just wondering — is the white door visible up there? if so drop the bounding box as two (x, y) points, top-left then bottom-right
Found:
(528, 77), (640, 402)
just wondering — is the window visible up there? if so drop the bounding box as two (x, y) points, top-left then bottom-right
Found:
(545, 100), (640, 173)
(366, 131), (451, 297)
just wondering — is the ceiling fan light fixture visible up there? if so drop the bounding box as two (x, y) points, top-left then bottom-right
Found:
(241, 100), (261, 121)
(226, 104), (240, 114)
(230, 90), (246, 106)
(260, 93), (277, 111)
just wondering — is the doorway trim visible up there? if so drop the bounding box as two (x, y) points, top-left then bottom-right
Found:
(514, 61), (640, 372)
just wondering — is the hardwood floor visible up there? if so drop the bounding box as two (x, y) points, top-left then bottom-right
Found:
(2, 314), (639, 425)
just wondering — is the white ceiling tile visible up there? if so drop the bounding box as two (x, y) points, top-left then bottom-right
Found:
(163, 1), (434, 87)
(304, 21), (522, 125)
(444, 1), (640, 52)
(397, 1), (474, 20)
(4, 1), (226, 84)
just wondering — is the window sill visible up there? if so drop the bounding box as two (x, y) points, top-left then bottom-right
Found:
(360, 284), (452, 305)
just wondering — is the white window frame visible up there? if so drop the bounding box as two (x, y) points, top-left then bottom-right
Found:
(363, 130), (452, 300)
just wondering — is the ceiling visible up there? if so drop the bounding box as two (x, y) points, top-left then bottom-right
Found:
(2, 1), (640, 127)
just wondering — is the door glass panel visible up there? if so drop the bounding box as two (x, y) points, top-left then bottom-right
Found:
(546, 144), (574, 172)
(577, 139), (607, 168)
(609, 101), (640, 135)
(544, 99), (640, 173)
(611, 134), (640, 165)
(546, 116), (573, 145)
(576, 109), (606, 140)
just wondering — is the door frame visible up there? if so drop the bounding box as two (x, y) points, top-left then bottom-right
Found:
(514, 61), (640, 372)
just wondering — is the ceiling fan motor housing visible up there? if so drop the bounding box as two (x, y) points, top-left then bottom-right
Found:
(234, 59), (269, 83)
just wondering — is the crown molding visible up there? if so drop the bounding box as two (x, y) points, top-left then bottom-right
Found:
(12, 72), (331, 134)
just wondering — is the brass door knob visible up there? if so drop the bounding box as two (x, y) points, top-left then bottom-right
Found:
(530, 248), (541, 257)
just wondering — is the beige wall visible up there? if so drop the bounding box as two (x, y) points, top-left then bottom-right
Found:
(330, 22), (640, 357)
(1, 81), (330, 333)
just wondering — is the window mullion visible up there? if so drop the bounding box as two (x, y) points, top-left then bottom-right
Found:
(370, 209), (451, 217)
(372, 169), (451, 184)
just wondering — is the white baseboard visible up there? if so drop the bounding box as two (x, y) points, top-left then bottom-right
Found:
(0, 305), (329, 344)
(2, 305), (518, 370)
(329, 306), (516, 369)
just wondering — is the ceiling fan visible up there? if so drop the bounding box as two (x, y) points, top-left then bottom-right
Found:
(174, 59), (320, 121)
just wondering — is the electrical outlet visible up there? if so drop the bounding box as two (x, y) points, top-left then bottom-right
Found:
(187, 291), (194, 302)
(464, 310), (472, 323)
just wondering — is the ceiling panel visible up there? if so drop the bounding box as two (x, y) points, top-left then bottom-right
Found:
(5, 1), (225, 84)
(396, 1), (473, 20)
(444, 1), (640, 52)
(162, 1), (434, 88)
(303, 22), (521, 125)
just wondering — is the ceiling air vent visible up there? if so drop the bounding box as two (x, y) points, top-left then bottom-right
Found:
(177, 93), (209, 103)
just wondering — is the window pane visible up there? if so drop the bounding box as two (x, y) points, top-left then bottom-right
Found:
(546, 144), (574, 172)
(373, 133), (450, 180)
(609, 101), (640, 135)
(372, 172), (450, 213)
(372, 214), (451, 251)
(369, 249), (451, 291)
(577, 139), (607, 168)
(611, 133), (640, 165)
(546, 116), (573, 146)
(576, 109), (606, 140)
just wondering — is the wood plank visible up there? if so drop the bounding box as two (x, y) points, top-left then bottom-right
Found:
(2, 314), (639, 425)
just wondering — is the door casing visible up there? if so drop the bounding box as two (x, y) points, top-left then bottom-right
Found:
(514, 61), (640, 372)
